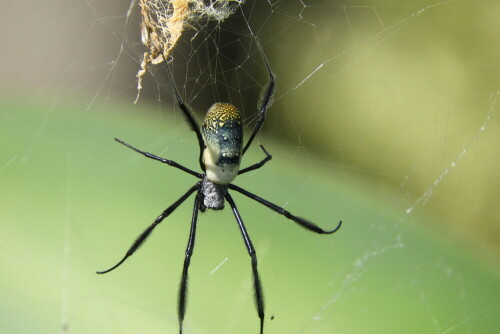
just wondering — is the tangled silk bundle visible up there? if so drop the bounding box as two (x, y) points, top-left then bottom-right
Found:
(135, 0), (245, 102)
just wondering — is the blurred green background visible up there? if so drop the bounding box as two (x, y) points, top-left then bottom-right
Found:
(0, 1), (499, 334)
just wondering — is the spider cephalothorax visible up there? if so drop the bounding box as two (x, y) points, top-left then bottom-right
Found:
(200, 177), (227, 210)
(97, 46), (342, 334)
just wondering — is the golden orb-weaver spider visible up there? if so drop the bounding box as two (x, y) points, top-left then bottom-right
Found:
(97, 47), (342, 334)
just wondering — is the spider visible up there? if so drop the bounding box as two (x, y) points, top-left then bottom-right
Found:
(97, 50), (342, 334)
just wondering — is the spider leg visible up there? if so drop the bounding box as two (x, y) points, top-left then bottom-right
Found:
(242, 41), (276, 156)
(178, 190), (201, 334)
(225, 193), (265, 334)
(238, 145), (272, 175)
(115, 138), (203, 178)
(96, 183), (200, 274)
(228, 184), (342, 234)
(164, 63), (205, 171)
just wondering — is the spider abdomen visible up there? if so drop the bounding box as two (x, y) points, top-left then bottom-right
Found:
(202, 102), (243, 184)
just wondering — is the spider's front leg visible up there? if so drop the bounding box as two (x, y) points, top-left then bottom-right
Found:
(178, 190), (202, 334)
(225, 193), (265, 334)
(96, 183), (200, 274)
(228, 184), (342, 234)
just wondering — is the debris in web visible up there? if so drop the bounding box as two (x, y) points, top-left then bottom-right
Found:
(135, 0), (246, 103)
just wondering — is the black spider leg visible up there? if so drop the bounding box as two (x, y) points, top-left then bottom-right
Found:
(165, 62), (205, 171)
(115, 138), (203, 179)
(96, 183), (201, 274)
(228, 184), (342, 234)
(225, 193), (265, 334)
(178, 190), (201, 334)
(242, 42), (276, 156)
(238, 145), (272, 175)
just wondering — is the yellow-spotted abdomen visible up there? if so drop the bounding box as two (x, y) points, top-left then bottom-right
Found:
(202, 102), (243, 184)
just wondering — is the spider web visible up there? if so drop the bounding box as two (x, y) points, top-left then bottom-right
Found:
(0, 1), (499, 334)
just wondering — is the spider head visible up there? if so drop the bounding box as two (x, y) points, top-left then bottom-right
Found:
(201, 177), (227, 210)
(202, 102), (243, 184)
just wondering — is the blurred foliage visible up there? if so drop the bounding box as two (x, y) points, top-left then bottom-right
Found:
(263, 0), (500, 266)
(0, 97), (498, 333)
